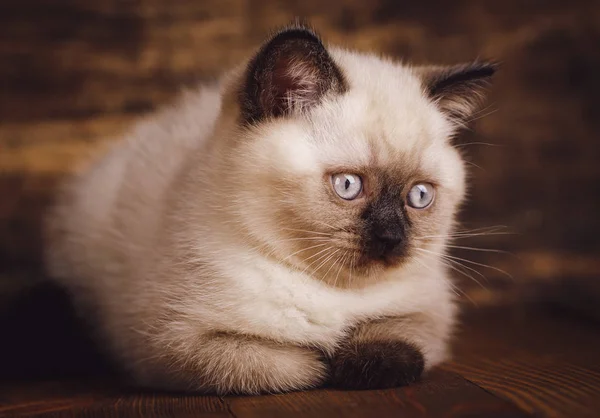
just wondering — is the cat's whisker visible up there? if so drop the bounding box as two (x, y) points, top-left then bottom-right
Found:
(441, 252), (513, 280)
(464, 160), (486, 171)
(348, 252), (355, 287)
(453, 225), (510, 234)
(299, 245), (335, 265)
(268, 236), (332, 245)
(413, 258), (477, 306)
(279, 242), (332, 263)
(280, 228), (333, 237)
(444, 244), (513, 255)
(418, 251), (487, 290)
(416, 231), (514, 240)
(417, 248), (488, 284)
(311, 220), (338, 230)
(415, 225), (510, 239)
(323, 250), (347, 285)
(311, 219), (351, 234)
(311, 248), (342, 278)
(252, 234), (340, 259)
(299, 247), (336, 276)
(440, 256), (488, 284)
(332, 251), (348, 288)
(454, 141), (501, 148)
(417, 247), (512, 280)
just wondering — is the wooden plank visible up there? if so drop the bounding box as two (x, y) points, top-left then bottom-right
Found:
(447, 306), (600, 418)
(225, 369), (529, 418)
(0, 381), (231, 417)
(0, 371), (529, 417)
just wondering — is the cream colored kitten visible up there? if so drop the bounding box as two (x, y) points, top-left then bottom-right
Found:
(45, 24), (495, 394)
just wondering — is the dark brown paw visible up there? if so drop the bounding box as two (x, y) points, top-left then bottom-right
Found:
(329, 340), (424, 390)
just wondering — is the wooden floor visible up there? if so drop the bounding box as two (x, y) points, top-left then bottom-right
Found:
(1, 290), (599, 418)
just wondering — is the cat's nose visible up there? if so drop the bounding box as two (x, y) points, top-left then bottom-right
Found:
(376, 229), (405, 251)
(369, 226), (407, 260)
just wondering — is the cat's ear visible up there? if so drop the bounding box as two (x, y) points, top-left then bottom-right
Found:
(239, 24), (347, 124)
(417, 62), (498, 125)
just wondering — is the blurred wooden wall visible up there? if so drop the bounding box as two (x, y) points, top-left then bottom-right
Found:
(1, 0), (599, 306)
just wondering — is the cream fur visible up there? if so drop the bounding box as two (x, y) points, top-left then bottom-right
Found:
(45, 43), (471, 394)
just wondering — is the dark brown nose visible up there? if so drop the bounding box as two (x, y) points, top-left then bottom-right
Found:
(368, 224), (407, 261)
(361, 186), (410, 263)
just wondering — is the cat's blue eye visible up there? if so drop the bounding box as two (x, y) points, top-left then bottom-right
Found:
(407, 183), (435, 209)
(332, 173), (362, 200)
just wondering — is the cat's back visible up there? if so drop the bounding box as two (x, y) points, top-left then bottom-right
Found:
(45, 84), (222, 289)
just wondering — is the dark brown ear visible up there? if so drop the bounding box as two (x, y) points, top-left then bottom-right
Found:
(418, 62), (498, 124)
(240, 24), (347, 124)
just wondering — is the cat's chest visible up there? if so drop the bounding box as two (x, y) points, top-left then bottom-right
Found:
(211, 255), (438, 350)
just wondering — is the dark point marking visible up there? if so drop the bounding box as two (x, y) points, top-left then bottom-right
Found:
(420, 61), (498, 122)
(427, 62), (498, 98)
(240, 22), (347, 124)
(330, 339), (425, 390)
(361, 185), (410, 264)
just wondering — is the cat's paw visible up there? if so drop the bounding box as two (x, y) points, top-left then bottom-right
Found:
(329, 340), (424, 390)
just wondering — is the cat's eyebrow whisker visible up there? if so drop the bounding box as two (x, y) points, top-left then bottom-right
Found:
(464, 102), (497, 122)
(464, 160), (486, 171)
(466, 107), (499, 124)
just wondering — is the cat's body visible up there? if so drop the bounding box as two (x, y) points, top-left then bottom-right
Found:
(46, 25), (495, 394)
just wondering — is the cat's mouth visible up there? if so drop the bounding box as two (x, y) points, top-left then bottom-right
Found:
(289, 241), (412, 286)
(278, 225), (415, 284)
(354, 246), (412, 273)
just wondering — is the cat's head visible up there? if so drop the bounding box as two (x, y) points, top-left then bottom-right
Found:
(216, 24), (496, 287)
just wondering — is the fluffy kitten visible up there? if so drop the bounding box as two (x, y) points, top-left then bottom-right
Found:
(45, 24), (495, 394)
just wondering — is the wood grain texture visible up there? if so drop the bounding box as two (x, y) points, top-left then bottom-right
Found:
(225, 369), (528, 418)
(446, 305), (600, 418)
(0, 372), (528, 418)
(0, 381), (231, 417)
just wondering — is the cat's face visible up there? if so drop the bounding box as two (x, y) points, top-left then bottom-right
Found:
(221, 25), (495, 286)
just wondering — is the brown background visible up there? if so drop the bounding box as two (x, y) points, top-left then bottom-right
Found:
(1, 0), (599, 306)
(1, 2), (600, 416)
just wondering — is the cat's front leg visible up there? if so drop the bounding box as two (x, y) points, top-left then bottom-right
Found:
(142, 331), (329, 395)
(329, 311), (454, 390)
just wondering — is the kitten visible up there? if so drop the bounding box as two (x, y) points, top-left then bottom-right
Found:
(45, 24), (495, 394)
